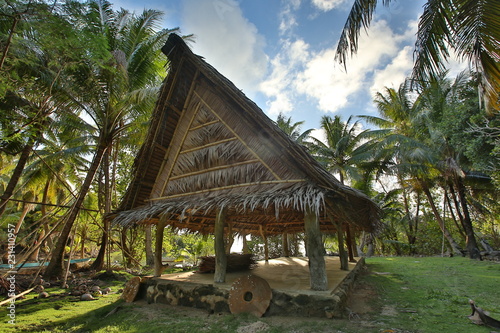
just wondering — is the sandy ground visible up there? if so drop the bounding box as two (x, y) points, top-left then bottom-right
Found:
(157, 256), (360, 296)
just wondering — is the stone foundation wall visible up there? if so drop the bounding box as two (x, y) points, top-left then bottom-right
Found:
(141, 257), (365, 318)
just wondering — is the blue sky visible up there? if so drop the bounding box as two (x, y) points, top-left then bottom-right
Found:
(114, 0), (464, 136)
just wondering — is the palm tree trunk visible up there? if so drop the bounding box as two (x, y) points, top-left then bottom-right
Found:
(44, 140), (108, 278)
(0, 140), (34, 217)
(444, 186), (467, 239)
(420, 180), (463, 256)
(454, 177), (481, 259)
(91, 150), (111, 271)
(0, 16), (19, 70)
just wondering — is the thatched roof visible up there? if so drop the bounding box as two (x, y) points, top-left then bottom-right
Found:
(112, 34), (380, 236)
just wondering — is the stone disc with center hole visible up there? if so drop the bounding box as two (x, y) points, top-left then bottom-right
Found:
(228, 274), (272, 317)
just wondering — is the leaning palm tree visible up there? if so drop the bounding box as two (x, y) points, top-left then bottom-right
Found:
(336, 0), (500, 111)
(44, 1), (179, 277)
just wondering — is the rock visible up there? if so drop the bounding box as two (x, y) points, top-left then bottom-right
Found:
(92, 290), (102, 297)
(70, 290), (82, 296)
(34, 285), (44, 293)
(102, 287), (111, 295)
(91, 285), (101, 292)
(80, 293), (94, 301)
(121, 276), (142, 303)
(38, 292), (49, 298)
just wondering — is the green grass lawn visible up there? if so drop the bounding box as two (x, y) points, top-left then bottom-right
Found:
(1, 257), (498, 332)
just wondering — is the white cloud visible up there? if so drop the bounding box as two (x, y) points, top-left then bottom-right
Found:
(295, 20), (399, 112)
(261, 18), (423, 116)
(279, 0), (302, 35)
(311, 0), (347, 12)
(371, 45), (413, 96)
(260, 39), (310, 115)
(181, 0), (268, 98)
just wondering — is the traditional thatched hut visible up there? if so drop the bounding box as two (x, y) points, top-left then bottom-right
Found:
(112, 34), (380, 291)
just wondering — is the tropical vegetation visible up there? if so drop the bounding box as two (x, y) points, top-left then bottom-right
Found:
(0, 0), (499, 282)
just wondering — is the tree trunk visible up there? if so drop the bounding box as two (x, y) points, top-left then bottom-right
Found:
(214, 208), (227, 283)
(0, 16), (19, 70)
(91, 150), (112, 271)
(305, 207), (327, 291)
(420, 180), (463, 256)
(44, 141), (108, 278)
(145, 224), (154, 266)
(0, 141), (34, 217)
(454, 177), (481, 259)
(444, 186), (467, 240)
(121, 228), (135, 268)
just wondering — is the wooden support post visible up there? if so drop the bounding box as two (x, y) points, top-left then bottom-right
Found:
(259, 224), (269, 263)
(304, 207), (328, 291)
(214, 208), (227, 283)
(282, 231), (290, 257)
(345, 225), (357, 262)
(335, 221), (349, 271)
(242, 233), (250, 254)
(154, 216), (168, 277)
(226, 222), (234, 254)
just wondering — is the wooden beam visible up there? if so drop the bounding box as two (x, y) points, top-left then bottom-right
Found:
(214, 208), (227, 283)
(304, 207), (328, 291)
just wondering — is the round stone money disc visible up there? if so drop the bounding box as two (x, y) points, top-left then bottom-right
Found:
(228, 274), (272, 317)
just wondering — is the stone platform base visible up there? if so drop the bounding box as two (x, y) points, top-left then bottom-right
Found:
(141, 256), (365, 318)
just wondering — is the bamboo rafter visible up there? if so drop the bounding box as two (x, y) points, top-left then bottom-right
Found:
(169, 159), (260, 181)
(193, 90), (282, 180)
(189, 119), (220, 131)
(150, 179), (306, 201)
(159, 72), (201, 196)
(179, 137), (238, 154)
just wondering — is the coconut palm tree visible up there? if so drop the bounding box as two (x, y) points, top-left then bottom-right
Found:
(336, 0), (500, 111)
(309, 115), (375, 260)
(44, 1), (179, 277)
